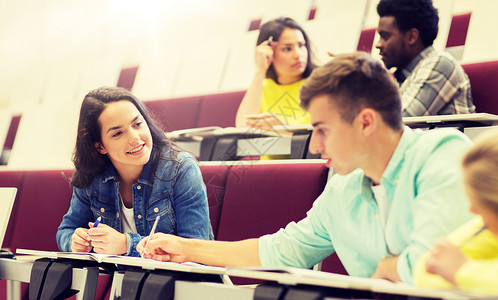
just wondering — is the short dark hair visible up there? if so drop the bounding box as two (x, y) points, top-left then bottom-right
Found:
(300, 52), (403, 130)
(70, 87), (176, 188)
(257, 17), (316, 83)
(377, 0), (439, 47)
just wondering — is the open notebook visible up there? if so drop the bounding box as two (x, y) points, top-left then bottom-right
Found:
(0, 187), (17, 257)
(15, 248), (226, 276)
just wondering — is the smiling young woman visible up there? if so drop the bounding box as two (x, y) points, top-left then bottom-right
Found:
(56, 86), (213, 257)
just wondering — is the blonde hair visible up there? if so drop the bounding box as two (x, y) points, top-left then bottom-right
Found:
(462, 131), (498, 213)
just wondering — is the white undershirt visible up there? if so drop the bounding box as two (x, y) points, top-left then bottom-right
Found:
(371, 184), (391, 230)
(119, 193), (137, 234)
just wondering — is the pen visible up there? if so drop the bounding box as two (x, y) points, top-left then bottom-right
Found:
(462, 225), (487, 245)
(267, 36), (273, 46)
(93, 216), (102, 228)
(142, 215), (160, 257)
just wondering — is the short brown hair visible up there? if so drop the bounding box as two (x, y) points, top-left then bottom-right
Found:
(300, 52), (403, 130)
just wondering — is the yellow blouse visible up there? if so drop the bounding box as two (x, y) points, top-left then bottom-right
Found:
(261, 78), (310, 125)
(413, 216), (498, 296)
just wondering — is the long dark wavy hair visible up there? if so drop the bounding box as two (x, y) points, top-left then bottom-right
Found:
(70, 86), (177, 188)
(257, 17), (316, 84)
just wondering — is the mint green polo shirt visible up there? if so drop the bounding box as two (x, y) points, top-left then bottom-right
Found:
(259, 127), (474, 283)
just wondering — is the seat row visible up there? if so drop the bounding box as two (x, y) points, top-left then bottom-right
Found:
(2, 59), (497, 168)
(143, 90), (246, 132)
(145, 59), (498, 127)
(0, 160), (346, 299)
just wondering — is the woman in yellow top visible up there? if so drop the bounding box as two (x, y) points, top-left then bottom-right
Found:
(235, 17), (316, 130)
(413, 132), (498, 296)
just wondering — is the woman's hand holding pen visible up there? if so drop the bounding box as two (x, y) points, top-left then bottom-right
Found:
(87, 222), (127, 255)
(255, 37), (275, 73)
(425, 239), (467, 285)
(137, 233), (189, 263)
(71, 227), (92, 252)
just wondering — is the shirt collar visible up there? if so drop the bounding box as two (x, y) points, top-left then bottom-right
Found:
(395, 46), (435, 84)
(379, 126), (413, 186)
(358, 127), (412, 195)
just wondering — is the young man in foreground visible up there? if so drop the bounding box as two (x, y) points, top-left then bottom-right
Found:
(138, 52), (473, 283)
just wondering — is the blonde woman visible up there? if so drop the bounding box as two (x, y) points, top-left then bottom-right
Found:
(414, 132), (498, 295)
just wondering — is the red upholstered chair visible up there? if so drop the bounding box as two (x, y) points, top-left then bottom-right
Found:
(320, 252), (348, 274)
(1, 114), (22, 165)
(199, 164), (231, 239)
(144, 96), (202, 132)
(217, 163), (329, 241)
(248, 18), (262, 31)
(217, 162), (347, 282)
(117, 66), (139, 91)
(8, 170), (74, 252)
(0, 170), (25, 249)
(356, 28), (376, 53)
(195, 91), (245, 128)
(308, 6), (317, 21)
(446, 13), (472, 48)
(462, 60), (498, 115)
(2, 114), (21, 150)
(445, 13), (472, 60)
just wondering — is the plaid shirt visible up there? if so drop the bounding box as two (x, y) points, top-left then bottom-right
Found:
(395, 46), (475, 117)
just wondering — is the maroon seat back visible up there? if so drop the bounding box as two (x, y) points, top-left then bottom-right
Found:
(357, 28), (376, 53)
(217, 162), (347, 283)
(199, 165), (230, 238)
(0, 170), (25, 249)
(462, 61), (498, 114)
(3, 114), (21, 150)
(144, 96), (202, 132)
(320, 253), (348, 275)
(446, 13), (472, 48)
(9, 170), (74, 252)
(196, 91), (245, 128)
(117, 65), (139, 91)
(217, 163), (328, 241)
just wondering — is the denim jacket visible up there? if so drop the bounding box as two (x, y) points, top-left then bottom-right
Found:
(56, 148), (213, 257)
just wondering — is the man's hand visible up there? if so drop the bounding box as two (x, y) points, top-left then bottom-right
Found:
(371, 256), (401, 282)
(137, 233), (189, 263)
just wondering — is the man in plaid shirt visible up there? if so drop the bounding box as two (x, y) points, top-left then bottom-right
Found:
(376, 0), (475, 117)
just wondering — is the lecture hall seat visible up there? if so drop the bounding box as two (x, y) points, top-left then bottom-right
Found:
(199, 164), (231, 239)
(216, 163), (329, 242)
(8, 170), (74, 252)
(0, 170), (24, 249)
(462, 60), (498, 115)
(216, 162), (347, 282)
(195, 91), (245, 128)
(0, 114), (21, 165)
(357, 28), (376, 53)
(144, 96), (202, 132)
(446, 13), (472, 48)
(116, 66), (139, 92)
